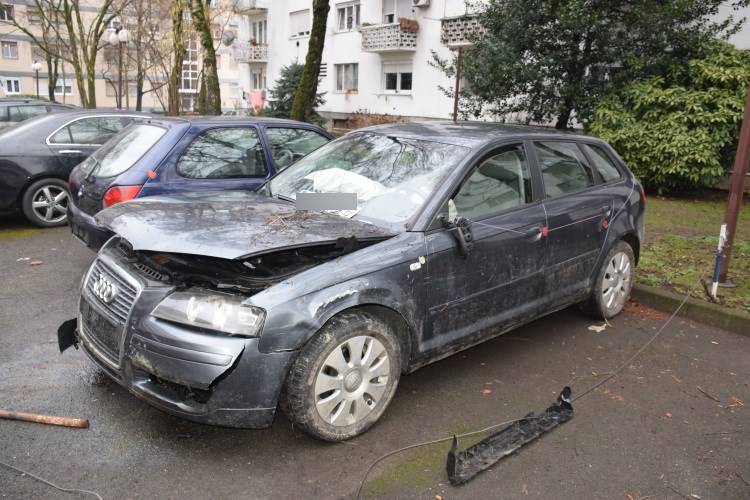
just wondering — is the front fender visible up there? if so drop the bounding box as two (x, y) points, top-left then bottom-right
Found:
(257, 261), (425, 354)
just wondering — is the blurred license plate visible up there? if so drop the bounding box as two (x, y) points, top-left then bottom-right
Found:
(80, 297), (121, 356)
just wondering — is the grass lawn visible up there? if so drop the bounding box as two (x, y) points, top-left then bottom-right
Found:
(639, 192), (750, 313)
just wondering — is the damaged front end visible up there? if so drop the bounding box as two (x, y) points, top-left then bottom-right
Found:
(62, 233), (383, 428)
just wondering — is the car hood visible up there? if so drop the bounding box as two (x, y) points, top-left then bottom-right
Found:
(95, 191), (396, 260)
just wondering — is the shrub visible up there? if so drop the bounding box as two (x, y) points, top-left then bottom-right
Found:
(589, 41), (750, 193)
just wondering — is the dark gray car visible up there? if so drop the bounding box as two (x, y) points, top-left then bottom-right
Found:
(60, 122), (645, 441)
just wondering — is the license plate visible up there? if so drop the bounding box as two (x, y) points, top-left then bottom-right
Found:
(80, 297), (121, 357)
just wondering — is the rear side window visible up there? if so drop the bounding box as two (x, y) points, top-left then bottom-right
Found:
(178, 127), (267, 179)
(534, 142), (595, 197)
(83, 124), (167, 177)
(582, 143), (621, 182)
(265, 127), (329, 170)
(451, 143), (532, 220)
(9, 105), (47, 121)
(50, 116), (128, 145)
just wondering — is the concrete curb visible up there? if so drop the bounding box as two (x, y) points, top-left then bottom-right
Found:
(631, 283), (750, 338)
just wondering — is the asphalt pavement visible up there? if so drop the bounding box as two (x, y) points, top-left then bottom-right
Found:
(1, 215), (748, 499)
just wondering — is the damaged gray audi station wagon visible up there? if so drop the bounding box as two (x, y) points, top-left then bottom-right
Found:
(60, 122), (645, 441)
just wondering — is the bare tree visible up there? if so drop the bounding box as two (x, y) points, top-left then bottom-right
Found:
(190, 0), (220, 114)
(291, 0), (329, 122)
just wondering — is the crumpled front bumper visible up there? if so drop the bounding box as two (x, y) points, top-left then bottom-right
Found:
(72, 248), (296, 429)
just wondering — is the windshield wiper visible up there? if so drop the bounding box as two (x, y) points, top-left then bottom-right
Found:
(275, 193), (295, 203)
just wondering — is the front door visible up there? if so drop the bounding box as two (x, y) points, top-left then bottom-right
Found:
(422, 143), (547, 355)
(532, 141), (612, 304)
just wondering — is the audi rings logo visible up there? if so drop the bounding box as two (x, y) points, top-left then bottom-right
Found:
(92, 273), (118, 304)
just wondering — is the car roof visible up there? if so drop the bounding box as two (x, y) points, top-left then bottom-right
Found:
(355, 121), (592, 148)
(146, 115), (329, 130)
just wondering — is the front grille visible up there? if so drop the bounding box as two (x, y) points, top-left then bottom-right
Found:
(85, 259), (137, 324)
(79, 311), (119, 363)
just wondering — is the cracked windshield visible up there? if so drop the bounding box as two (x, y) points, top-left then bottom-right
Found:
(268, 132), (469, 229)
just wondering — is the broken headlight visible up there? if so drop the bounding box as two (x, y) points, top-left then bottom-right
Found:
(151, 289), (265, 337)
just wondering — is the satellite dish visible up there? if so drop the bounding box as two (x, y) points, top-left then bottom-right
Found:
(222, 31), (236, 46)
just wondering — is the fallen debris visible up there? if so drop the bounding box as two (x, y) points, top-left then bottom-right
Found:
(446, 387), (573, 485)
(696, 386), (721, 403)
(30, 260), (43, 266)
(726, 396), (744, 409)
(588, 323), (608, 333)
(0, 409), (89, 429)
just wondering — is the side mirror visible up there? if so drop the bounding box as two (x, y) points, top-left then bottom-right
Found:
(439, 214), (473, 258)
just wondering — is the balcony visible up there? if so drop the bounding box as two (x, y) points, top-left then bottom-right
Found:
(232, 43), (268, 63)
(235, 0), (268, 15)
(360, 22), (417, 53)
(440, 15), (486, 47)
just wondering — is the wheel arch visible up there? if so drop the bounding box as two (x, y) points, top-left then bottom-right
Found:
(620, 231), (640, 265)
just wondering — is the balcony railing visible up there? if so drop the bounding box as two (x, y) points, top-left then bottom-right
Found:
(232, 43), (268, 63)
(440, 15), (486, 47)
(360, 23), (417, 53)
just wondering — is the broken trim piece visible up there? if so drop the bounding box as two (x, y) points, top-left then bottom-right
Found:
(446, 387), (573, 485)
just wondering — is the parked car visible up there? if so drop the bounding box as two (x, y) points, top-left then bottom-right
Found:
(60, 122), (645, 441)
(67, 116), (332, 250)
(0, 98), (77, 129)
(0, 111), (148, 227)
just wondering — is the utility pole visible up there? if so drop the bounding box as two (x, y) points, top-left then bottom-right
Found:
(719, 82), (750, 283)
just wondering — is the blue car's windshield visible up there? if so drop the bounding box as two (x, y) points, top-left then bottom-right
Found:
(268, 132), (469, 229)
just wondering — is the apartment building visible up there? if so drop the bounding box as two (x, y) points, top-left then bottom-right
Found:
(0, 0), (247, 111)
(233, 0), (482, 123)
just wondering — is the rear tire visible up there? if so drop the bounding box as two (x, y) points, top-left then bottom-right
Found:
(582, 241), (635, 319)
(281, 311), (401, 441)
(21, 178), (70, 228)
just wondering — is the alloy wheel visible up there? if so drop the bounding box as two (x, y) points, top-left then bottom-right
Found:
(31, 184), (68, 224)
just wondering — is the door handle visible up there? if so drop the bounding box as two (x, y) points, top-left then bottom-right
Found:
(59, 149), (83, 154)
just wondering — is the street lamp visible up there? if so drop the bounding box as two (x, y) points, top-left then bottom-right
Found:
(31, 60), (42, 99)
(109, 28), (129, 109)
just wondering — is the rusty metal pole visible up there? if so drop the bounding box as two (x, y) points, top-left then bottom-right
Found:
(453, 46), (463, 123)
(719, 82), (750, 283)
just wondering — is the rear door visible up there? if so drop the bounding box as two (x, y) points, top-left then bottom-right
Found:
(157, 125), (271, 195)
(48, 115), (137, 171)
(422, 142), (547, 354)
(532, 141), (612, 304)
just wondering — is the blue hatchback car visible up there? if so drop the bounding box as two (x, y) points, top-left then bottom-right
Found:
(68, 117), (332, 250)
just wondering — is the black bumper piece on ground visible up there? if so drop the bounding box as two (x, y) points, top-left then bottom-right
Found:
(447, 387), (574, 485)
(57, 318), (78, 352)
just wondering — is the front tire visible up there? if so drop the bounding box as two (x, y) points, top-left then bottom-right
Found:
(21, 178), (70, 227)
(583, 241), (635, 319)
(281, 311), (401, 441)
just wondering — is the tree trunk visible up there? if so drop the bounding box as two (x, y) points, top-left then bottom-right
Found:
(290, 0), (329, 122)
(168, 0), (185, 115)
(45, 56), (58, 102)
(190, 0), (221, 115)
(555, 108), (572, 129)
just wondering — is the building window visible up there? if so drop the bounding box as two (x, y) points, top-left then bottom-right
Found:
(3, 78), (21, 95)
(2, 41), (18, 59)
(382, 62), (412, 93)
(337, 2), (360, 31)
(319, 63), (327, 78)
(251, 68), (266, 90)
(335, 63), (358, 92)
(290, 9), (310, 38)
(54, 78), (74, 96)
(180, 38), (199, 94)
(0, 4), (13, 21)
(251, 19), (267, 44)
(27, 7), (42, 24)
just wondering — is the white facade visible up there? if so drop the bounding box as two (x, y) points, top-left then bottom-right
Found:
(234, 0), (480, 121)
